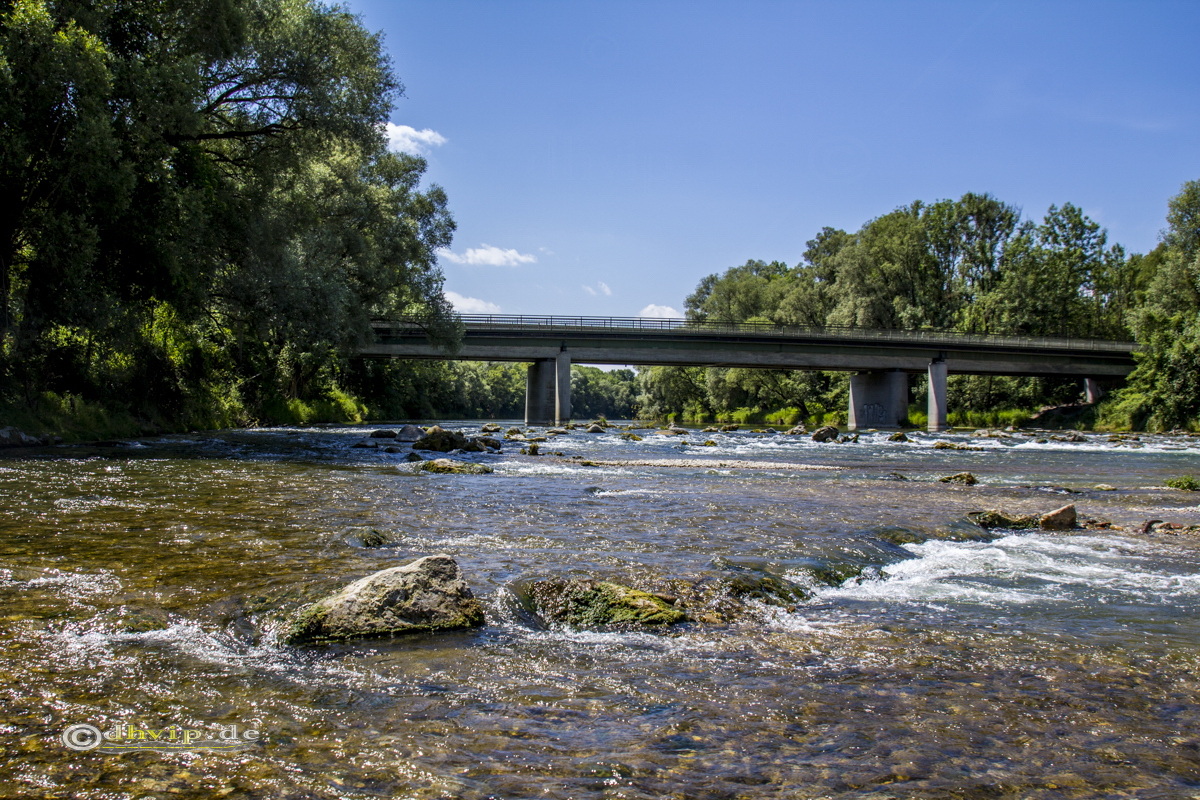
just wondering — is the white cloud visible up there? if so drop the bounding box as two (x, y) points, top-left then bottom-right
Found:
(638, 304), (683, 319)
(445, 291), (500, 314)
(385, 123), (447, 155)
(438, 244), (537, 267)
(583, 281), (612, 297)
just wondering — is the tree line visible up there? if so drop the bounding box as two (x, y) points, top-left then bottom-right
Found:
(638, 186), (1199, 429)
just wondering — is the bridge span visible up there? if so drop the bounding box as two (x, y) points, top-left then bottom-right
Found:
(361, 315), (1138, 431)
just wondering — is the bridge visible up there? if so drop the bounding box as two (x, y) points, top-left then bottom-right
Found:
(361, 315), (1138, 431)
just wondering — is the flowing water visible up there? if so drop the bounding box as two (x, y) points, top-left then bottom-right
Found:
(3, 423), (1200, 799)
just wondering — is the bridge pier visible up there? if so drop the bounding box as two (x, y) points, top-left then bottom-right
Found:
(848, 370), (908, 430)
(556, 350), (571, 424)
(525, 352), (572, 425)
(928, 358), (948, 432)
(1085, 378), (1104, 404)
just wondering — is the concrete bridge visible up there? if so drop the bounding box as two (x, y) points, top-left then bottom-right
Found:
(361, 315), (1138, 431)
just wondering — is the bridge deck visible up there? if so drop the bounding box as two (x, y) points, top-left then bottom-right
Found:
(362, 315), (1137, 377)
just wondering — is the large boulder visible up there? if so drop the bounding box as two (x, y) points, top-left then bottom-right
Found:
(282, 555), (485, 645)
(369, 429), (398, 439)
(811, 425), (839, 443)
(1039, 504), (1077, 530)
(412, 425), (469, 452)
(526, 579), (685, 628)
(0, 427), (40, 447)
(393, 424), (425, 442)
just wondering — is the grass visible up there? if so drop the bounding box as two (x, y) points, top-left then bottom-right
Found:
(0, 392), (164, 442)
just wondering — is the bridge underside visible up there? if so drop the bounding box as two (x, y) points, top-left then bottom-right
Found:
(360, 325), (1135, 431)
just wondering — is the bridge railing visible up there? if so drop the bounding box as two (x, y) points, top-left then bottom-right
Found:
(371, 315), (1137, 353)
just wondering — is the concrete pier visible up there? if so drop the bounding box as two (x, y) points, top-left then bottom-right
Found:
(927, 359), (948, 432)
(847, 370), (908, 430)
(555, 350), (571, 425)
(1085, 378), (1104, 405)
(526, 352), (573, 425)
(525, 360), (557, 425)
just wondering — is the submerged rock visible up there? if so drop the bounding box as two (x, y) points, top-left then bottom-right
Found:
(404, 452), (424, 462)
(418, 458), (493, 474)
(811, 425), (839, 443)
(412, 426), (470, 452)
(283, 555), (485, 644)
(526, 579), (686, 628)
(620, 432), (643, 441)
(939, 472), (978, 485)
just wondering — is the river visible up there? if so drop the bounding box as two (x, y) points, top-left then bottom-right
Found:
(3, 423), (1200, 798)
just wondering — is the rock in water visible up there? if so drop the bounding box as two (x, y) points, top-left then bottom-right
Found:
(418, 458), (493, 474)
(369, 429), (398, 439)
(283, 555), (485, 645)
(811, 425), (839, 443)
(969, 510), (1038, 529)
(1039, 504), (1077, 530)
(888, 432), (910, 442)
(394, 424), (425, 442)
(412, 426), (469, 451)
(0, 427), (41, 447)
(939, 472), (978, 485)
(526, 579), (685, 628)
(586, 424), (605, 433)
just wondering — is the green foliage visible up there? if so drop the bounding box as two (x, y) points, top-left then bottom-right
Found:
(1, 0), (455, 429)
(1166, 476), (1200, 491)
(641, 189), (1163, 425)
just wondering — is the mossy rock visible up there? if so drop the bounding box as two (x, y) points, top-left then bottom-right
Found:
(620, 432), (643, 441)
(283, 555), (484, 645)
(721, 572), (811, 606)
(939, 472), (978, 485)
(525, 579), (686, 628)
(1166, 475), (1200, 491)
(418, 458), (493, 474)
(968, 510), (1038, 530)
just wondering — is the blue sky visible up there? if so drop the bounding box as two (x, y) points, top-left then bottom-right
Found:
(348, 0), (1199, 319)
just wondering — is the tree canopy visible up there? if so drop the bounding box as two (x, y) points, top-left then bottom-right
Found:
(1, 0), (454, 423)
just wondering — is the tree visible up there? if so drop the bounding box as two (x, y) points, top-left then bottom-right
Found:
(1, 0), (455, 420)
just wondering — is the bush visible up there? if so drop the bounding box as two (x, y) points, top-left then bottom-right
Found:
(1166, 475), (1200, 491)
